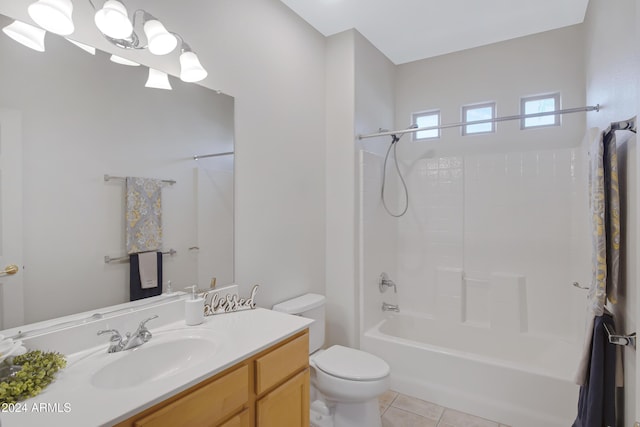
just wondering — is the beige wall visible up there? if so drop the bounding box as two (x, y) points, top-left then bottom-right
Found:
(583, 0), (639, 424)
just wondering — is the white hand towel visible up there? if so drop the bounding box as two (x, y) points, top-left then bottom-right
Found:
(138, 251), (158, 289)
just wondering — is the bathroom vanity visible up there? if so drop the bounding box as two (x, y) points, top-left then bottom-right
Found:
(114, 329), (310, 427)
(0, 296), (312, 427)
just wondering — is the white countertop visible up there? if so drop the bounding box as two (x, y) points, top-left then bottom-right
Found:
(0, 308), (312, 427)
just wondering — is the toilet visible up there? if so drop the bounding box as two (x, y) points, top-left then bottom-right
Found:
(272, 293), (390, 427)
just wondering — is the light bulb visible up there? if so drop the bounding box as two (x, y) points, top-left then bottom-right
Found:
(28, 0), (74, 36)
(109, 54), (140, 66)
(145, 68), (172, 90)
(94, 0), (133, 39)
(179, 51), (207, 83)
(2, 20), (46, 52)
(66, 38), (96, 55)
(144, 19), (177, 55)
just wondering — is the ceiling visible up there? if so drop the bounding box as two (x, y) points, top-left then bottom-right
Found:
(279, 0), (590, 64)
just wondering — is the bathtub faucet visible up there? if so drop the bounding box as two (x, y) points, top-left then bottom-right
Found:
(379, 272), (397, 293)
(382, 302), (400, 312)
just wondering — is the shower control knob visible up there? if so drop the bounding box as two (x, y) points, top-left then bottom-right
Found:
(379, 272), (397, 293)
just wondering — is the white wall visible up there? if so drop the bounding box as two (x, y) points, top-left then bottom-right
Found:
(354, 32), (397, 335)
(324, 29), (396, 348)
(207, 0), (327, 308)
(583, 0), (639, 424)
(360, 151), (399, 332)
(325, 30), (356, 347)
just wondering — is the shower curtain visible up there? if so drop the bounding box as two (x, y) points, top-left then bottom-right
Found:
(573, 128), (623, 427)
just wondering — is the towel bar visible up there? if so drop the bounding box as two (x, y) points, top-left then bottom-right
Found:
(104, 174), (176, 185)
(603, 323), (636, 348)
(104, 249), (177, 263)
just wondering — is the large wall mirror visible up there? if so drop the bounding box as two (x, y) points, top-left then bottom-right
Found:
(0, 13), (235, 330)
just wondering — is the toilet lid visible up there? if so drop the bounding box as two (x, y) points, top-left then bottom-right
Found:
(313, 345), (390, 381)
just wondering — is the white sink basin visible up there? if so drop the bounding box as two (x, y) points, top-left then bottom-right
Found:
(91, 336), (217, 389)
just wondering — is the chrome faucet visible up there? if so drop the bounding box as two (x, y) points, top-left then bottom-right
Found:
(97, 315), (158, 353)
(379, 273), (397, 293)
(382, 302), (400, 312)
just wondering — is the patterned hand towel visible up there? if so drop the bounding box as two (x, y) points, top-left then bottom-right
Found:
(126, 177), (162, 254)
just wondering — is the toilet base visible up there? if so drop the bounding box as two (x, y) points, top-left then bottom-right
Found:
(333, 399), (382, 427)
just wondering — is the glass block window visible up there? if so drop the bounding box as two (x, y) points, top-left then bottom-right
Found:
(462, 102), (495, 135)
(521, 93), (560, 129)
(412, 110), (440, 141)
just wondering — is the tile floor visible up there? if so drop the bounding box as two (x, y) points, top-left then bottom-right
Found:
(379, 391), (510, 427)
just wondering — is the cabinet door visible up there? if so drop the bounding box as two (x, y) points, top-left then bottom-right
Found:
(255, 333), (308, 395)
(132, 365), (248, 427)
(256, 369), (309, 427)
(218, 409), (250, 427)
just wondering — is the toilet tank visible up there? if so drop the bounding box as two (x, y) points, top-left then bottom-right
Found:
(272, 293), (325, 354)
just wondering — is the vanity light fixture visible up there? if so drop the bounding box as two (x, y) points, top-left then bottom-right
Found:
(2, 20), (46, 52)
(3, 0), (208, 86)
(145, 68), (172, 90)
(90, 0), (208, 82)
(27, 0), (74, 36)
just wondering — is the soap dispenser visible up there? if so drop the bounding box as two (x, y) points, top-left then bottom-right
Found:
(185, 285), (204, 326)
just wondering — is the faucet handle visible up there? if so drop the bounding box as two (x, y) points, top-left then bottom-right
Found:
(136, 315), (158, 343)
(379, 272), (397, 293)
(97, 329), (121, 340)
(97, 329), (124, 350)
(138, 315), (159, 330)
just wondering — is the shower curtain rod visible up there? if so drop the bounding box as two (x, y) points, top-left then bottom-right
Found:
(358, 104), (600, 140)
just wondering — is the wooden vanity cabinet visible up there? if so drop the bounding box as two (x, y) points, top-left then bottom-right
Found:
(254, 332), (310, 427)
(114, 329), (309, 427)
(256, 370), (309, 427)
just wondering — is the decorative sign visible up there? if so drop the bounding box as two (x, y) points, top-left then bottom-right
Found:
(203, 285), (259, 316)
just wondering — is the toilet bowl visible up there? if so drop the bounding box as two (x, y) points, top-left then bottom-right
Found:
(272, 294), (390, 427)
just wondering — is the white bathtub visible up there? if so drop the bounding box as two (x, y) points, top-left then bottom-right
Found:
(362, 313), (580, 427)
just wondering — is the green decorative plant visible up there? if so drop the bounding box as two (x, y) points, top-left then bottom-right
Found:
(0, 350), (66, 404)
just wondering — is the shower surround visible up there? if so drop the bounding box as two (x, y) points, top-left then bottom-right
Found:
(359, 145), (591, 426)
